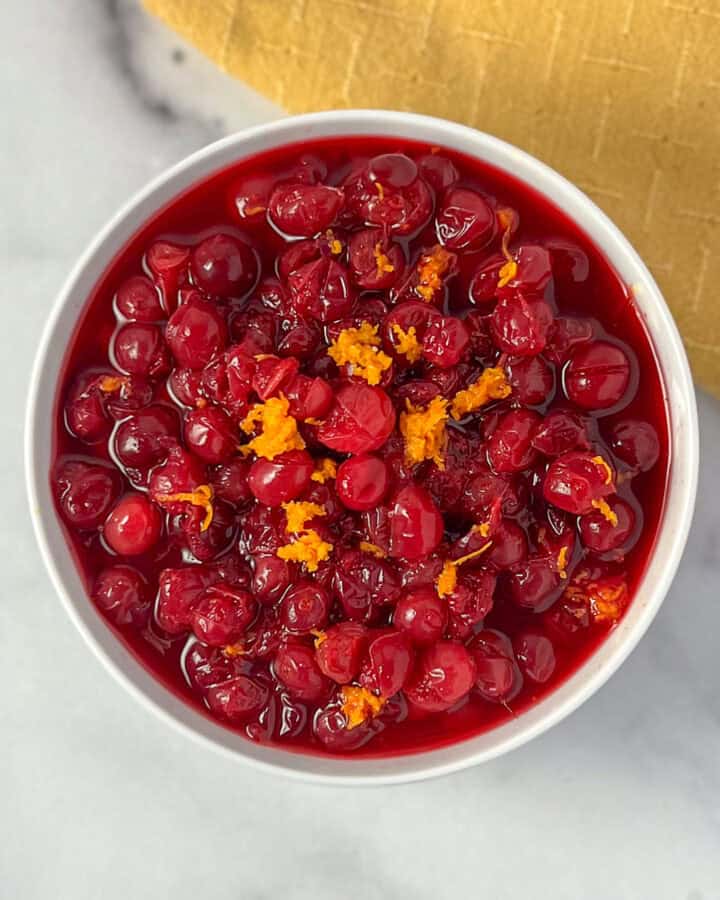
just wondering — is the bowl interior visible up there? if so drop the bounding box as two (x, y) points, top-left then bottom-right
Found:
(25, 111), (698, 784)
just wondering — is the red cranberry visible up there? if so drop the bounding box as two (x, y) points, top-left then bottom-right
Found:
(280, 581), (330, 633)
(491, 295), (553, 356)
(149, 445), (206, 506)
(180, 498), (237, 562)
(446, 570), (496, 639)
(486, 408), (541, 473)
(92, 565), (149, 627)
(545, 316), (594, 364)
(240, 503), (287, 554)
(268, 183), (344, 237)
(251, 355), (299, 400)
(393, 586), (448, 645)
(168, 367), (205, 407)
(347, 228), (404, 290)
(183, 406), (237, 463)
(543, 451), (614, 515)
(513, 632), (556, 684)
(368, 153), (418, 187)
(360, 630), (414, 697)
(54, 460), (119, 529)
(406, 641), (477, 712)
(609, 419), (660, 472)
(316, 622), (368, 683)
(422, 316), (470, 368)
(207, 676), (269, 722)
(103, 493), (161, 556)
(115, 275), (164, 322)
(247, 450), (314, 507)
(145, 241), (190, 311)
(156, 565), (212, 634)
(498, 245), (553, 300)
(463, 470), (524, 519)
(190, 234), (258, 298)
(416, 153), (459, 193)
(507, 556), (564, 611)
(564, 341), (633, 410)
(332, 549), (401, 620)
(113, 405), (178, 470)
(277, 320), (322, 360)
(318, 383), (395, 454)
(230, 309), (276, 356)
(251, 553), (293, 605)
(184, 641), (237, 692)
(347, 160), (432, 234)
(382, 300), (440, 357)
(335, 453), (389, 511)
(506, 355), (554, 405)
(277, 239), (323, 282)
(469, 254), (505, 304)
(287, 257), (355, 323)
(436, 187), (495, 251)
(274, 642), (330, 702)
(313, 704), (374, 752)
(485, 520), (529, 569)
(65, 386), (109, 443)
(113, 323), (169, 377)
(285, 374), (333, 420)
(389, 484), (444, 560)
(469, 630), (521, 702)
(166, 295), (227, 369)
(190, 582), (256, 646)
(210, 458), (252, 505)
(229, 172), (275, 224)
(579, 497), (636, 554)
(532, 410), (590, 456)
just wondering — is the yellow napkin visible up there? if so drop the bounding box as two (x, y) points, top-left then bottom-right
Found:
(144, 0), (720, 396)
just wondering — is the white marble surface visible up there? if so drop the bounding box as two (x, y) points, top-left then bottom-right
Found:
(3, 2), (719, 897)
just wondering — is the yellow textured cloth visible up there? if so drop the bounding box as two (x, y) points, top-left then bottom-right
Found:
(144, 0), (720, 395)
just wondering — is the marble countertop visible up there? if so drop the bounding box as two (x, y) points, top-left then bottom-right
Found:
(3, 2), (719, 897)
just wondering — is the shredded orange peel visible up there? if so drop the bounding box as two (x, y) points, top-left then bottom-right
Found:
(325, 229), (343, 255)
(277, 501), (332, 573)
(557, 545), (570, 579)
(400, 396), (449, 468)
(374, 181), (385, 200)
(450, 367), (512, 419)
(373, 242), (395, 276)
(311, 629), (327, 648)
(497, 207), (518, 288)
(311, 458), (337, 484)
(359, 541), (387, 558)
(437, 541), (493, 598)
(591, 498), (619, 527)
(416, 244), (455, 302)
(154, 484), (214, 532)
(97, 375), (127, 393)
(341, 685), (385, 729)
(390, 323), (423, 364)
(565, 579), (628, 624)
(222, 642), (245, 658)
(592, 455), (614, 485)
(240, 395), (305, 460)
(327, 321), (392, 386)
(282, 501), (326, 534)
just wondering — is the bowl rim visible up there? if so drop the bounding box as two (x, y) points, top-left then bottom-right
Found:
(25, 109), (699, 785)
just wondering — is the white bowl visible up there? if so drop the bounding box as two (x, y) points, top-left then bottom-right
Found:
(25, 110), (698, 785)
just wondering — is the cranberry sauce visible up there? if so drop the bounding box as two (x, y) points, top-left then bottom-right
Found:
(51, 137), (669, 758)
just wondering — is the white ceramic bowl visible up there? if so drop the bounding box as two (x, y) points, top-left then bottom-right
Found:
(25, 110), (698, 785)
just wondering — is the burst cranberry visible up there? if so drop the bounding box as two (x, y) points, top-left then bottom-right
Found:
(190, 233), (258, 298)
(184, 641), (237, 692)
(507, 355), (554, 405)
(280, 581), (330, 633)
(190, 582), (256, 646)
(347, 157), (432, 234)
(545, 316), (594, 364)
(463, 470), (524, 519)
(165, 295), (227, 369)
(579, 497), (636, 554)
(156, 565), (212, 634)
(247, 450), (314, 507)
(436, 187), (495, 251)
(532, 410), (589, 456)
(113, 323), (169, 377)
(145, 241), (189, 310)
(285, 374), (333, 420)
(287, 257), (355, 323)
(332, 549), (401, 620)
(393, 586), (448, 645)
(54, 460), (119, 529)
(347, 228), (404, 290)
(469, 630), (521, 702)
(210, 458), (252, 505)
(422, 316), (470, 368)
(149, 445), (206, 508)
(406, 641), (477, 712)
(360, 630), (414, 697)
(268, 183), (344, 237)
(446, 570), (496, 639)
(609, 419), (660, 472)
(564, 341), (633, 409)
(274, 643), (330, 702)
(486, 408), (541, 473)
(115, 275), (164, 322)
(277, 319), (322, 359)
(183, 406), (237, 463)
(318, 383), (395, 454)
(113, 405), (178, 470)
(416, 153), (459, 192)
(389, 484), (444, 560)
(315, 622), (368, 683)
(491, 295), (553, 356)
(207, 676), (269, 722)
(543, 451), (614, 515)
(230, 172), (274, 223)
(513, 632), (556, 684)
(180, 498), (237, 562)
(93, 565), (149, 627)
(103, 493), (161, 556)
(335, 453), (389, 511)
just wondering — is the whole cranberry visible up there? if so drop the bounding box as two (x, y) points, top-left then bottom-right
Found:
(335, 453), (389, 511)
(545, 316), (595, 365)
(247, 450), (314, 507)
(183, 406), (237, 463)
(207, 676), (269, 722)
(382, 300), (440, 359)
(532, 410), (590, 456)
(251, 553), (293, 606)
(277, 320), (322, 360)
(92, 565), (149, 627)
(179, 498), (237, 563)
(156, 565), (213, 634)
(506, 355), (554, 405)
(210, 458), (252, 506)
(190, 233), (258, 298)
(268, 183), (344, 237)
(463, 469), (525, 519)
(435, 187), (495, 251)
(115, 275), (164, 322)
(65, 385), (109, 443)
(347, 228), (404, 290)
(469, 630), (521, 702)
(360, 630), (414, 697)
(405, 641), (477, 712)
(287, 257), (355, 323)
(564, 340), (633, 410)
(393, 586), (448, 645)
(491, 295), (553, 356)
(240, 504), (287, 554)
(313, 704), (374, 752)
(168, 367), (205, 407)
(280, 581), (330, 633)
(469, 254), (505, 304)
(113, 323), (169, 377)
(166, 295), (227, 369)
(543, 451), (614, 515)
(190, 582), (257, 646)
(506, 556), (564, 611)
(184, 641), (238, 692)
(54, 460), (119, 529)
(486, 408), (541, 473)
(346, 156), (432, 234)
(389, 484), (444, 560)
(579, 497), (636, 554)
(608, 419), (660, 472)
(497, 245), (553, 300)
(113, 405), (178, 470)
(416, 153), (459, 193)
(422, 316), (470, 368)
(485, 520), (529, 570)
(513, 632), (556, 684)
(103, 493), (162, 556)
(318, 383), (396, 454)
(312, 624), (367, 686)
(274, 642), (330, 702)
(332, 549), (401, 620)
(229, 171), (275, 224)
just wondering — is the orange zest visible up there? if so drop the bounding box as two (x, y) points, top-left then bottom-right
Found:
(450, 367), (512, 419)
(154, 484), (214, 532)
(592, 455), (614, 486)
(591, 498), (619, 527)
(326, 229), (343, 255)
(341, 685), (385, 729)
(327, 322), (392, 386)
(282, 501), (326, 534)
(472, 521), (491, 538)
(276, 530), (333, 573)
(359, 541), (387, 558)
(436, 541), (493, 598)
(497, 207), (518, 288)
(222, 643), (245, 658)
(565, 578), (628, 624)
(310, 458), (337, 484)
(374, 181), (385, 200)
(97, 375), (126, 393)
(240, 395), (305, 460)
(390, 323), (423, 364)
(373, 242), (395, 276)
(311, 629), (327, 648)
(415, 244), (455, 302)
(399, 396), (448, 468)
(557, 545), (570, 579)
